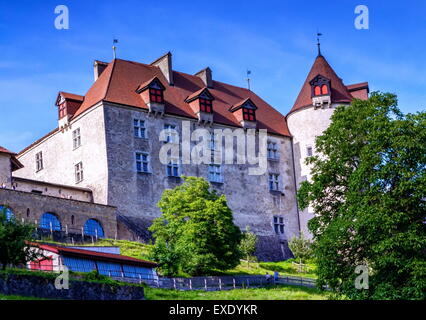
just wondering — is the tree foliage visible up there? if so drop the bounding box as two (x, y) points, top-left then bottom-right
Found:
(239, 226), (258, 267)
(0, 207), (39, 270)
(298, 92), (426, 300)
(148, 176), (242, 276)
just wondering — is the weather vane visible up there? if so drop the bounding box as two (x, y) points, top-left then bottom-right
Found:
(246, 69), (252, 91)
(316, 32), (323, 56)
(112, 39), (119, 59)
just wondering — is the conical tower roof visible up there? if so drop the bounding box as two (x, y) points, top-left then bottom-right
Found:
(289, 54), (353, 115)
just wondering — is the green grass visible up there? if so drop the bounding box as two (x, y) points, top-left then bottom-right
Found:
(217, 259), (317, 279)
(0, 294), (47, 300)
(145, 284), (327, 300)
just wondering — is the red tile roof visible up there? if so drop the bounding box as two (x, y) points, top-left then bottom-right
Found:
(289, 55), (361, 115)
(59, 91), (84, 102)
(0, 146), (24, 170)
(73, 58), (291, 137)
(35, 243), (157, 268)
(0, 146), (14, 155)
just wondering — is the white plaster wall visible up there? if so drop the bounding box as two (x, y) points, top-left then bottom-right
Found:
(287, 103), (347, 237)
(13, 105), (109, 205)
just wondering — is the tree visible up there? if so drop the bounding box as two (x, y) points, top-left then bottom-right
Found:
(288, 232), (313, 272)
(148, 176), (242, 276)
(298, 92), (426, 300)
(239, 226), (258, 268)
(0, 207), (39, 270)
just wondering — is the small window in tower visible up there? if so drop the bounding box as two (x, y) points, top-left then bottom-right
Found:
(273, 216), (285, 235)
(199, 98), (213, 113)
(321, 85), (328, 95)
(75, 162), (84, 183)
(306, 146), (313, 157)
(72, 128), (81, 149)
(243, 108), (256, 121)
(149, 88), (164, 104)
(35, 152), (43, 172)
(314, 86), (321, 96)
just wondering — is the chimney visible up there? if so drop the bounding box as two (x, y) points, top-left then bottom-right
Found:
(93, 60), (108, 81)
(195, 67), (213, 88)
(150, 52), (174, 85)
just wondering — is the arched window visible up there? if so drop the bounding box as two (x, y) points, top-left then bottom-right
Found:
(0, 205), (14, 221)
(84, 219), (104, 237)
(321, 85), (329, 95)
(314, 86), (321, 96)
(40, 213), (61, 231)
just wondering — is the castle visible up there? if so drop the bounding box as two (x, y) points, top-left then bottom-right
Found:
(0, 50), (368, 261)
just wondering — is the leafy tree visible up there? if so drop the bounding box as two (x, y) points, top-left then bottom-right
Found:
(288, 232), (313, 272)
(298, 92), (426, 300)
(148, 176), (242, 276)
(0, 207), (39, 270)
(239, 226), (258, 268)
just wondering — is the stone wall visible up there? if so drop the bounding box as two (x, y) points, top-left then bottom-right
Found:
(0, 188), (117, 238)
(0, 272), (144, 300)
(104, 103), (300, 260)
(0, 153), (12, 188)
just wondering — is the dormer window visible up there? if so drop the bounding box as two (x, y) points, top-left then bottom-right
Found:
(185, 88), (215, 124)
(149, 88), (164, 104)
(199, 98), (213, 113)
(310, 75), (331, 97)
(136, 77), (166, 116)
(229, 98), (258, 129)
(243, 108), (256, 121)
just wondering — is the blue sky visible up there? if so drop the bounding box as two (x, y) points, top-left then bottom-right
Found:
(0, 0), (425, 151)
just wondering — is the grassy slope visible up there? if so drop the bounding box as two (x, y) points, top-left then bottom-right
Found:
(145, 285), (327, 300)
(38, 238), (317, 278)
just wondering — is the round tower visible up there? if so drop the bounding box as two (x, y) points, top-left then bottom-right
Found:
(287, 53), (369, 238)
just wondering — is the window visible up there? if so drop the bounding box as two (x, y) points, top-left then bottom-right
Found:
(63, 256), (95, 273)
(166, 159), (180, 177)
(84, 219), (104, 237)
(72, 128), (81, 149)
(35, 152), (43, 172)
(164, 124), (177, 143)
(269, 173), (279, 191)
(321, 84), (328, 95)
(306, 146), (313, 157)
(136, 152), (149, 173)
(40, 212), (61, 231)
(149, 88), (164, 104)
(97, 261), (122, 277)
(0, 205), (14, 221)
(209, 132), (217, 151)
(267, 142), (278, 159)
(209, 164), (222, 183)
(58, 103), (66, 118)
(243, 108), (256, 121)
(75, 162), (83, 183)
(199, 98), (213, 113)
(273, 216), (285, 235)
(134, 119), (146, 138)
(314, 86), (321, 96)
